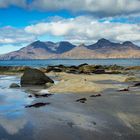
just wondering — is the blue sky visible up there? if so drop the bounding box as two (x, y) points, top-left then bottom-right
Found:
(0, 0), (140, 54)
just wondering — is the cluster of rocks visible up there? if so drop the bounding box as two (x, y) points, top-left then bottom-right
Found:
(0, 66), (28, 73)
(44, 64), (124, 74)
(1, 64), (140, 75)
(76, 94), (101, 103)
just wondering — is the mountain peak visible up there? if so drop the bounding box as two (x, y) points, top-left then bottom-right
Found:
(30, 40), (43, 46)
(97, 38), (111, 44)
(122, 41), (133, 46)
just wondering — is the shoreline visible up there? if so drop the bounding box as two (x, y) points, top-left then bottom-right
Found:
(0, 64), (139, 94)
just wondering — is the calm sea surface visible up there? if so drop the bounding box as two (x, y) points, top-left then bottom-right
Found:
(0, 59), (140, 67)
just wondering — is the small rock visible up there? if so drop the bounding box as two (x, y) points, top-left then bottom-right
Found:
(25, 102), (50, 108)
(90, 94), (101, 97)
(34, 93), (53, 98)
(133, 82), (140, 87)
(28, 95), (32, 98)
(76, 98), (87, 103)
(9, 83), (20, 88)
(45, 82), (54, 88)
(118, 88), (129, 92)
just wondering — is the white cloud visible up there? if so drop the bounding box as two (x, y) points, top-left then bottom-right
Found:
(0, 0), (26, 8)
(30, 0), (140, 17)
(25, 16), (140, 44)
(0, 26), (36, 45)
(25, 18), (75, 36)
(1, 0), (140, 17)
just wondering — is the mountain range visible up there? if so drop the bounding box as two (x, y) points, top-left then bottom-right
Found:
(0, 38), (140, 60)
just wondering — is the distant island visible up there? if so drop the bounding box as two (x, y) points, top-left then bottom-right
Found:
(0, 38), (140, 60)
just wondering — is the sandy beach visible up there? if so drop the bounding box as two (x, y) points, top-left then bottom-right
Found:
(0, 65), (140, 140)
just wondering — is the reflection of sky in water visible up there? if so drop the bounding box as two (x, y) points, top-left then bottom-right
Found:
(0, 76), (33, 136)
(0, 88), (33, 113)
(0, 116), (27, 135)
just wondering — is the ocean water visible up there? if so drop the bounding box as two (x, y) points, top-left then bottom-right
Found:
(0, 59), (140, 67)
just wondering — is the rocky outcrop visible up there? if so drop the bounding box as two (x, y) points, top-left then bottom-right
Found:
(20, 68), (54, 86)
(45, 64), (123, 74)
(0, 66), (28, 73)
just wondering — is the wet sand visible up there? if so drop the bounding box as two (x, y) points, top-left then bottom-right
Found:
(0, 74), (140, 140)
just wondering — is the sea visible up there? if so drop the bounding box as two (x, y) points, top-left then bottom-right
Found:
(0, 59), (140, 67)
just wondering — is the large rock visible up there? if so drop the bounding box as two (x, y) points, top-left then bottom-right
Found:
(21, 68), (54, 86)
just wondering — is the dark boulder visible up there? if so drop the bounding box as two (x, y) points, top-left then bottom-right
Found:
(20, 68), (54, 86)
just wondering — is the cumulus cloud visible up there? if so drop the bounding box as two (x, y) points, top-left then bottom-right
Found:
(25, 16), (140, 44)
(0, 0), (26, 8)
(29, 0), (140, 17)
(0, 26), (36, 45)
